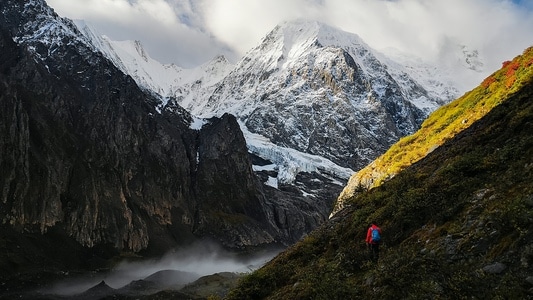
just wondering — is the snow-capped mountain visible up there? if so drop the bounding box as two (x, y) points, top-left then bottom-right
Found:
(74, 20), (234, 113)
(78, 19), (485, 187)
(201, 20), (454, 115)
(184, 20), (462, 172)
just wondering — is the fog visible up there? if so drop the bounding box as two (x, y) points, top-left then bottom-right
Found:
(45, 241), (282, 296)
(47, 0), (533, 75)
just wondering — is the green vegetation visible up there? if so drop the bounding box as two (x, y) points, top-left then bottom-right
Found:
(226, 48), (533, 299)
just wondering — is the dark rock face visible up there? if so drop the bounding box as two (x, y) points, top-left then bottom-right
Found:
(0, 0), (314, 272)
(0, 22), (188, 253)
(191, 115), (277, 247)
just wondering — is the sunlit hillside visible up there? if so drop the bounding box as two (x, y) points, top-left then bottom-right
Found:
(334, 47), (533, 214)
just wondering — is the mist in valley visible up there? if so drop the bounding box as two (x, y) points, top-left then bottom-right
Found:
(44, 241), (282, 296)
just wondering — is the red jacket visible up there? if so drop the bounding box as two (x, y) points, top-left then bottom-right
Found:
(366, 224), (381, 244)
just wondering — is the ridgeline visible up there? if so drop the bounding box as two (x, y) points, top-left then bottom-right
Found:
(334, 46), (533, 214)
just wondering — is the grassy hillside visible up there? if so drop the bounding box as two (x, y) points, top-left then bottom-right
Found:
(225, 49), (533, 299)
(335, 47), (533, 213)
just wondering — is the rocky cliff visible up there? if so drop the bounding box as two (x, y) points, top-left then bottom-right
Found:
(0, 21), (253, 252)
(0, 0), (333, 275)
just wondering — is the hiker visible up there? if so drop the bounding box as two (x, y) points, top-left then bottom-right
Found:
(366, 222), (381, 262)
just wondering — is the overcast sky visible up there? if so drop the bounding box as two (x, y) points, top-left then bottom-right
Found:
(46, 0), (533, 73)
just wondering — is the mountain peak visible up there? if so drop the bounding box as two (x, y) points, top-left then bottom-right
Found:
(255, 19), (366, 64)
(197, 18), (458, 176)
(211, 54), (229, 64)
(9, 0), (84, 51)
(275, 19), (365, 46)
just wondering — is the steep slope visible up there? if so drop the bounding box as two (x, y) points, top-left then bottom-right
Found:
(334, 46), (533, 215)
(226, 48), (533, 299)
(0, 0), (200, 249)
(228, 49), (533, 299)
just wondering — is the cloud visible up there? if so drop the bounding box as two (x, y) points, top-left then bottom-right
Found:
(202, 0), (323, 55)
(203, 0), (533, 72)
(48, 0), (175, 27)
(47, 0), (533, 74)
(44, 241), (280, 295)
(47, 0), (237, 66)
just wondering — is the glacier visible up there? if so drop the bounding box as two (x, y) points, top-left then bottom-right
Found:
(242, 121), (354, 185)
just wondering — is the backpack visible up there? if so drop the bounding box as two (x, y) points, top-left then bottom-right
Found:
(371, 228), (381, 243)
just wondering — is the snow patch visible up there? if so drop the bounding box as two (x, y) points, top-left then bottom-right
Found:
(190, 116), (207, 130)
(265, 176), (279, 189)
(252, 164), (277, 172)
(240, 121), (354, 184)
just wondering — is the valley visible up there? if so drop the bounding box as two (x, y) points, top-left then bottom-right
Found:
(0, 0), (530, 299)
